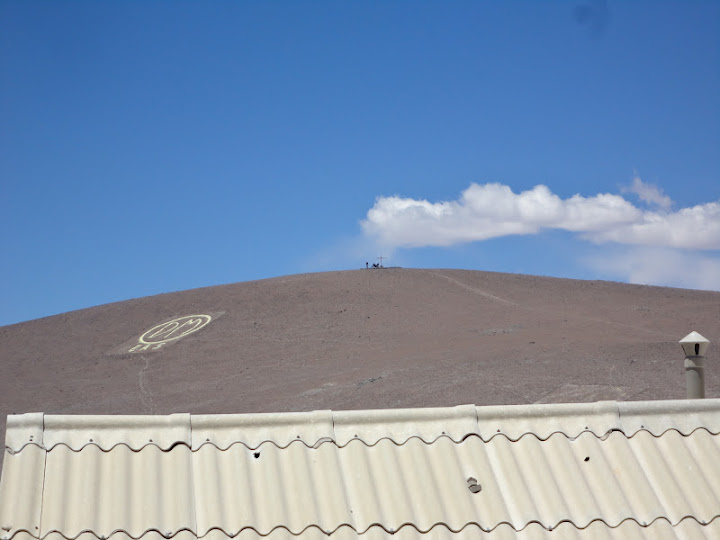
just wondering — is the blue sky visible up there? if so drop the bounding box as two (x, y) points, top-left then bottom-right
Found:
(1, 1), (718, 326)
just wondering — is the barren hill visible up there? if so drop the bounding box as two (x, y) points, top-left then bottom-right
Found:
(1, 268), (718, 467)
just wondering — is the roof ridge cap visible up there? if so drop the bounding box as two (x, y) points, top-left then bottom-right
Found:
(7, 398), (720, 452)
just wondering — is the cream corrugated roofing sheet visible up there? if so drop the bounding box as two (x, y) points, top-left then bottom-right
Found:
(2, 399), (720, 539)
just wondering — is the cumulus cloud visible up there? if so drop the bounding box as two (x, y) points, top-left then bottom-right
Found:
(587, 201), (720, 250)
(621, 174), (672, 209)
(362, 182), (720, 251)
(588, 247), (720, 291)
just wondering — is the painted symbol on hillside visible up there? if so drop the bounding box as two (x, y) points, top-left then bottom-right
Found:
(128, 314), (213, 353)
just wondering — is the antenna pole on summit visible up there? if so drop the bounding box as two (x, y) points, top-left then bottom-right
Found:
(377, 256), (386, 268)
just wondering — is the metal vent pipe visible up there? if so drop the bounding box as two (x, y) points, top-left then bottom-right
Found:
(679, 331), (710, 399)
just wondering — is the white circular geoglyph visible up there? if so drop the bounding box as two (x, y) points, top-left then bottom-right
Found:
(139, 314), (213, 344)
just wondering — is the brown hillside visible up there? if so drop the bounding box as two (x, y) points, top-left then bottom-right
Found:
(1, 268), (718, 468)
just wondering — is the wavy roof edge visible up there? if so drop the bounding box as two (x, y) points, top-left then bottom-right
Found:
(5, 517), (720, 540)
(6, 517), (720, 540)
(6, 398), (720, 452)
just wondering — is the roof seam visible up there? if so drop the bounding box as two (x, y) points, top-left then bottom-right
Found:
(189, 421), (198, 540)
(36, 413), (46, 540)
(328, 412), (358, 534)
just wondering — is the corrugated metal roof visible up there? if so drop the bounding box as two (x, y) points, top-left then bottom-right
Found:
(2, 399), (720, 539)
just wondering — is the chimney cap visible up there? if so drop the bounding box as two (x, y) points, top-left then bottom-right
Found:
(679, 331), (710, 357)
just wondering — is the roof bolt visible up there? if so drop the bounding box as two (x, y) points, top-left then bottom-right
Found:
(467, 477), (482, 493)
(2, 526), (11, 532)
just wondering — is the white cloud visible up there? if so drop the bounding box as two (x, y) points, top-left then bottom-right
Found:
(622, 174), (673, 209)
(586, 201), (720, 250)
(588, 247), (720, 291)
(362, 182), (720, 251)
